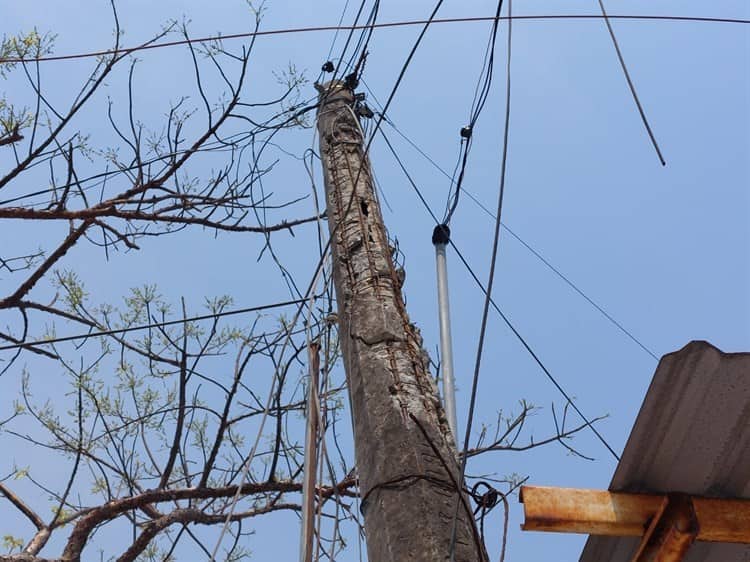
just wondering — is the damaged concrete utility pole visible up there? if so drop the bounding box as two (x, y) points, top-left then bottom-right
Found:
(316, 80), (487, 562)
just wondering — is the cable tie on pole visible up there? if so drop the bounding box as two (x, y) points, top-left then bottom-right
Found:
(432, 223), (451, 245)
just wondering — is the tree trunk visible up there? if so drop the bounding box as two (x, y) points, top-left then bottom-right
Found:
(316, 81), (487, 562)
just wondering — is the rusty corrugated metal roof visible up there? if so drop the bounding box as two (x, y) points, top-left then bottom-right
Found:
(579, 340), (750, 562)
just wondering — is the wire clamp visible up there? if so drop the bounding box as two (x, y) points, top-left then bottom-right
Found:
(432, 223), (451, 246)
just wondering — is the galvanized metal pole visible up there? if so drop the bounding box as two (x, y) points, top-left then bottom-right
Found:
(432, 224), (458, 443)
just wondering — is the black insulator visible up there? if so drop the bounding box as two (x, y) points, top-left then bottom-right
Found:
(354, 92), (366, 102)
(321, 61), (334, 73)
(344, 72), (359, 90)
(356, 103), (374, 119)
(460, 126), (472, 139)
(432, 223), (451, 245)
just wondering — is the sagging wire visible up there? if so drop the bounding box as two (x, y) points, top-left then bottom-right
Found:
(443, 0), (507, 226)
(377, 124), (620, 463)
(318, 0), (379, 92)
(449, 0), (513, 555)
(374, 112), (658, 361)
(595, 0), (666, 165)
(321, 0), (353, 79)
(0, 297), (317, 353)
(4, 15), (746, 65)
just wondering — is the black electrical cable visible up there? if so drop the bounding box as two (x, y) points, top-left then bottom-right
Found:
(343, 0), (380, 79)
(378, 125), (620, 463)
(381, 117), (658, 361)
(324, 0), (353, 68)
(449, 0), (511, 556)
(0, 296), (317, 352)
(449, 239), (622, 465)
(596, 0), (666, 165)
(443, 0), (506, 225)
(329, 0), (369, 78)
(363, 0), (447, 155)
(1, 15), (747, 65)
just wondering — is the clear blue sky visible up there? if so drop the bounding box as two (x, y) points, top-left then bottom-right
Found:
(2, 1), (749, 560)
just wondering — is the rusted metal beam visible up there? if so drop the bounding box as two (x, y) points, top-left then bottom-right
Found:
(520, 486), (750, 545)
(630, 493), (697, 562)
(520, 486), (661, 537)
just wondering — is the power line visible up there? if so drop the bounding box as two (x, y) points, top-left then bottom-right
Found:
(596, 1), (666, 165)
(379, 117), (658, 361)
(0, 297), (317, 352)
(498, 225), (658, 360)
(364, 74), (659, 364)
(378, 130), (439, 223)
(378, 125), (620, 462)
(381, 78), (626, 462)
(378, 80), (622, 466)
(1, 14), (746, 64)
(341, 0), (380, 79)
(0, 101), (319, 208)
(443, 0), (506, 225)
(451, 0), (512, 556)
(323, 0), (354, 67)
(361, 0), (446, 155)
(449, 238), (622, 462)
(326, 0), (370, 81)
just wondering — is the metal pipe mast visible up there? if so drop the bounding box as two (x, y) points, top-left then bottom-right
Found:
(432, 224), (459, 443)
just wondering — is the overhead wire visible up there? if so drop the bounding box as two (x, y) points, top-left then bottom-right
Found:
(495, 225), (658, 360)
(5, 0), (727, 547)
(0, 15), (746, 65)
(443, 0), (506, 225)
(0, 297), (317, 352)
(358, 19), (658, 365)
(378, 124), (621, 463)
(449, 240), (622, 465)
(323, 0), (353, 70)
(374, 0), (621, 467)
(449, 0), (512, 556)
(357, 0), (447, 157)
(376, 113), (658, 361)
(0, 0), (660, 452)
(316, 0), (379, 92)
(327, 0), (370, 78)
(0, 99), (320, 208)
(341, 0), (380, 78)
(358, 0), (623, 468)
(0, 4), (661, 556)
(596, 0), (666, 165)
(378, 123), (620, 454)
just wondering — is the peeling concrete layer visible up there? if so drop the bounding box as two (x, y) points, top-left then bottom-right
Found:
(317, 81), (486, 562)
